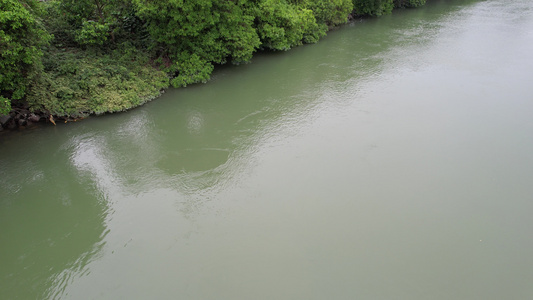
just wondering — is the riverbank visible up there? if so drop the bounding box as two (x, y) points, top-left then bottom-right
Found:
(0, 45), (169, 131)
(0, 0), (427, 132)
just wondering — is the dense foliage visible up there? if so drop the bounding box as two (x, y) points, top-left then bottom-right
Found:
(0, 0), (51, 115)
(394, 0), (427, 9)
(26, 46), (168, 115)
(353, 0), (394, 16)
(0, 0), (426, 118)
(352, 0), (426, 16)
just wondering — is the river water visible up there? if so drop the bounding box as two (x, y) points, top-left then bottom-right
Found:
(2, 0), (533, 298)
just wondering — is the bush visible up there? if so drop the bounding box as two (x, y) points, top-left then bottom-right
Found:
(26, 47), (168, 115)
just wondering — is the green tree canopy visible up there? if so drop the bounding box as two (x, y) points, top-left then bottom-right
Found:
(133, 0), (261, 87)
(393, 0), (426, 8)
(253, 0), (323, 48)
(48, 0), (141, 47)
(303, 0), (353, 26)
(353, 0), (394, 16)
(0, 0), (51, 115)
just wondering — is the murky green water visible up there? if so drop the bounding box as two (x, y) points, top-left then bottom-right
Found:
(2, 0), (533, 298)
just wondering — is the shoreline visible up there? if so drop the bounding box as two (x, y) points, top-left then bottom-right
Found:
(0, 4), (426, 133)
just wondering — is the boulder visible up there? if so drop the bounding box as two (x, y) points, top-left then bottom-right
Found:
(28, 113), (41, 123)
(0, 114), (12, 127)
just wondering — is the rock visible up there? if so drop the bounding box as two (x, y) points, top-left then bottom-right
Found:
(6, 119), (16, 130)
(0, 114), (12, 127)
(17, 118), (27, 127)
(15, 108), (30, 115)
(28, 113), (41, 123)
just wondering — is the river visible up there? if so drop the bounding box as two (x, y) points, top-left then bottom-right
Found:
(2, 0), (533, 298)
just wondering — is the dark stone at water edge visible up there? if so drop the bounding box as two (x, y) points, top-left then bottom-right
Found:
(0, 109), (51, 131)
(0, 114), (11, 127)
(28, 113), (41, 123)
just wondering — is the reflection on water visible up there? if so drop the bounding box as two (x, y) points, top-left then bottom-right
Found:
(2, 0), (533, 298)
(0, 131), (109, 300)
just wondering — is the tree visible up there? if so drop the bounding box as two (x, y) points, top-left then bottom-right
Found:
(0, 0), (51, 115)
(352, 0), (394, 16)
(133, 0), (261, 87)
(49, 0), (140, 47)
(393, 0), (426, 8)
(252, 0), (323, 48)
(302, 0), (353, 27)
